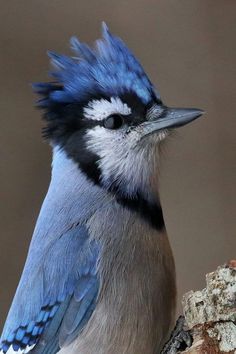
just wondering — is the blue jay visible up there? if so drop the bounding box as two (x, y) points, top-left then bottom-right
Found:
(0, 23), (203, 354)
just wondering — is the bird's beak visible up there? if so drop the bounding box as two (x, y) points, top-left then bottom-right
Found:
(143, 107), (204, 135)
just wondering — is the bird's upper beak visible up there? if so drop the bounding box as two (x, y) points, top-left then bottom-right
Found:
(142, 106), (204, 135)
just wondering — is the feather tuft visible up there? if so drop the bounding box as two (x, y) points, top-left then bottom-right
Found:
(34, 23), (159, 108)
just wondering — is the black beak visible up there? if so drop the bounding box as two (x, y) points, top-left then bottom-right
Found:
(150, 107), (204, 131)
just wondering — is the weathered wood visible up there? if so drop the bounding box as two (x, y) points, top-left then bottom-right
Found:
(181, 260), (236, 353)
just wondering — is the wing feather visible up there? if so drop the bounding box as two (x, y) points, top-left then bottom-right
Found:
(0, 225), (100, 354)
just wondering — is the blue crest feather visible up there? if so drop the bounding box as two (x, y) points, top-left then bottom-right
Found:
(33, 23), (160, 108)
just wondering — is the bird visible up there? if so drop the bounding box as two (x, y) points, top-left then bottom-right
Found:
(0, 23), (203, 354)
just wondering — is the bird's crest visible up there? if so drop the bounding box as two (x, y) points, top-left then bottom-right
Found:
(33, 23), (159, 110)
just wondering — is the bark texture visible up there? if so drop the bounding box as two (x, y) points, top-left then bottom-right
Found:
(181, 260), (236, 353)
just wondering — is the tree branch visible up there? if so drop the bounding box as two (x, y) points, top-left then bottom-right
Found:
(182, 260), (236, 353)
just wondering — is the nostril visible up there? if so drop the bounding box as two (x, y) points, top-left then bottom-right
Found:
(146, 104), (165, 121)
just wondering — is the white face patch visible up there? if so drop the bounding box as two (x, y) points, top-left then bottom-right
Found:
(83, 97), (131, 121)
(86, 125), (160, 200)
(84, 101), (167, 201)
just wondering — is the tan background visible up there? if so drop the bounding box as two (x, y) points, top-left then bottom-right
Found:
(0, 1), (236, 329)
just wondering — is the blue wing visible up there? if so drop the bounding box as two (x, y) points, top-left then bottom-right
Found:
(0, 225), (99, 354)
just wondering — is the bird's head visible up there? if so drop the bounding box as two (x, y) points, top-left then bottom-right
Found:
(34, 23), (203, 198)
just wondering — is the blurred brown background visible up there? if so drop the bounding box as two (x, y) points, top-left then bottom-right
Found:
(0, 1), (236, 329)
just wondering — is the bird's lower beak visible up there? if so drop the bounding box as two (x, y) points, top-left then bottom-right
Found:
(142, 107), (204, 135)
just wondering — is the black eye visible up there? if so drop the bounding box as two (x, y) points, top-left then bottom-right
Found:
(103, 114), (124, 130)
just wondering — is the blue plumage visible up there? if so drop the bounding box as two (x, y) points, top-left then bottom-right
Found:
(1, 22), (203, 354)
(33, 22), (159, 108)
(0, 224), (99, 353)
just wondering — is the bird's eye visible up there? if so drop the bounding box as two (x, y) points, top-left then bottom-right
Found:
(103, 114), (124, 130)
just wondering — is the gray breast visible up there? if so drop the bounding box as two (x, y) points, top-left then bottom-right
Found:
(59, 201), (176, 354)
